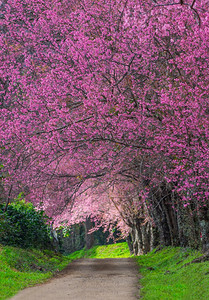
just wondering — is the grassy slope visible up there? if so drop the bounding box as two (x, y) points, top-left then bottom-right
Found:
(0, 242), (130, 300)
(135, 247), (209, 300)
(0, 245), (72, 300)
(2, 242), (209, 300)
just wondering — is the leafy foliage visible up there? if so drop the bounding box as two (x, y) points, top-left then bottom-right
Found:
(0, 199), (52, 249)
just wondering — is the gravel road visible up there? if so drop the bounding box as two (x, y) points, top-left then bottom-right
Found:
(11, 258), (140, 300)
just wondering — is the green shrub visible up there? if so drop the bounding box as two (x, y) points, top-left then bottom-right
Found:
(0, 199), (52, 249)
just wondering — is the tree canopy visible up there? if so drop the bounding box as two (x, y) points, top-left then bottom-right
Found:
(0, 0), (209, 253)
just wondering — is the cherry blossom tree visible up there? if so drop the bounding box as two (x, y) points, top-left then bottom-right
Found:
(0, 0), (209, 252)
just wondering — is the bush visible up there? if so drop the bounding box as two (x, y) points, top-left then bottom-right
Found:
(0, 198), (52, 249)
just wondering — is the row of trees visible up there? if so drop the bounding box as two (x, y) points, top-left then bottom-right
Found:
(0, 0), (209, 254)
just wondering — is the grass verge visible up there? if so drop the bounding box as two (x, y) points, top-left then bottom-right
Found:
(135, 247), (209, 300)
(67, 242), (130, 260)
(0, 245), (72, 300)
(2, 242), (209, 300)
(0, 242), (129, 299)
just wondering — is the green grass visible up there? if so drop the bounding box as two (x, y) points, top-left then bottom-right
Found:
(0, 242), (129, 299)
(135, 247), (209, 300)
(4, 242), (208, 300)
(67, 242), (130, 260)
(0, 245), (73, 300)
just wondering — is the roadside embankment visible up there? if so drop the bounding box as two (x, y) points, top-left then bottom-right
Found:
(135, 247), (209, 299)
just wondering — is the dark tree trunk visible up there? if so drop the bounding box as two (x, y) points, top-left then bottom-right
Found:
(4, 184), (13, 212)
(127, 182), (208, 254)
(85, 217), (94, 249)
(199, 206), (209, 252)
(146, 183), (202, 249)
(126, 234), (134, 255)
(176, 201), (201, 249)
(148, 184), (177, 247)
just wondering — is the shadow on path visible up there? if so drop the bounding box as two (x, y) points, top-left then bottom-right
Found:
(11, 258), (140, 300)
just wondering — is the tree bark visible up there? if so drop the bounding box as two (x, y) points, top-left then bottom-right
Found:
(85, 217), (94, 249)
(199, 206), (209, 252)
(129, 218), (153, 255)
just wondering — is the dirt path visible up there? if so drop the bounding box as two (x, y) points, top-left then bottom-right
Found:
(11, 258), (140, 300)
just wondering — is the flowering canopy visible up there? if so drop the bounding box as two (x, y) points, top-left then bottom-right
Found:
(0, 0), (208, 233)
